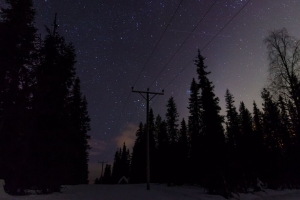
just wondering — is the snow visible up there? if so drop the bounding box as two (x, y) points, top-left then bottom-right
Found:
(0, 183), (299, 200)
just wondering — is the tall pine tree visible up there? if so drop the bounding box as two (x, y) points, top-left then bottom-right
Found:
(31, 15), (76, 190)
(188, 78), (202, 183)
(0, 0), (37, 191)
(165, 96), (179, 185)
(195, 50), (226, 194)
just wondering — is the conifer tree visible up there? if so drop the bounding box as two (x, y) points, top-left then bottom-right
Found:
(252, 101), (265, 179)
(224, 90), (240, 160)
(112, 150), (121, 184)
(0, 0), (37, 190)
(166, 97), (179, 143)
(239, 101), (255, 188)
(120, 143), (130, 178)
(177, 118), (189, 184)
(67, 78), (91, 184)
(155, 117), (169, 183)
(278, 96), (292, 154)
(188, 78), (202, 183)
(32, 15), (76, 189)
(103, 164), (112, 184)
(224, 90), (241, 188)
(261, 88), (283, 187)
(130, 123), (146, 183)
(195, 50), (226, 194)
(165, 96), (179, 185)
(147, 109), (158, 182)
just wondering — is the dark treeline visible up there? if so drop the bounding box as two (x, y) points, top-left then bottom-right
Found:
(0, 0), (91, 194)
(105, 28), (300, 199)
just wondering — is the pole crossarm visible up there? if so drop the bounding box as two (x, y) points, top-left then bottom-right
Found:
(132, 87), (164, 96)
(131, 87), (164, 191)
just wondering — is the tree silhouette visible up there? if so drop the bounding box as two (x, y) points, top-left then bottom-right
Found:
(0, 0), (37, 192)
(195, 50), (226, 195)
(264, 28), (300, 142)
(165, 96), (179, 185)
(130, 123), (146, 183)
(188, 78), (202, 183)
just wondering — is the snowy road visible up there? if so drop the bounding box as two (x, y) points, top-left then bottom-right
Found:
(1, 184), (300, 200)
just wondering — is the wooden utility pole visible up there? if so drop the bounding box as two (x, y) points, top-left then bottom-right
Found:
(132, 87), (164, 190)
(98, 160), (107, 183)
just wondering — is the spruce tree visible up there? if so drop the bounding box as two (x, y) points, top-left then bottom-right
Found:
(112, 150), (121, 184)
(195, 50), (226, 194)
(120, 143), (130, 178)
(188, 78), (202, 183)
(166, 97), (179, 143)
(130, 123), (146, 183)
(224, 90), (240, 160)
(177, 118), (189, 184)
(67, 78), (91, 184)
(0, 0), (37, 190)
(147, 109), (158, 182)
(156, 117), (169, 183)
(165, 96), (179, 185)
(261, 88), (283, 187)
(32, 15), (76, 189)
(252, 101), (265, 180)
(103, 164), (112, 184)
(224, 90), (241, 188)
(239, 101), (255, 189)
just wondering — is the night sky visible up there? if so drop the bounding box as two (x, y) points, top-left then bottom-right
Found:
(1, 0), (300, 183)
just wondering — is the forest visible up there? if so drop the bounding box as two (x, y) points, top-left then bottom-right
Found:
(97, 29), (300, 199)
(0, 0), (91, 194)
(2, 0), (300, 199)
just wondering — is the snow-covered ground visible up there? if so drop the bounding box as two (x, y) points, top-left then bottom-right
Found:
(1, 184), (300, 200)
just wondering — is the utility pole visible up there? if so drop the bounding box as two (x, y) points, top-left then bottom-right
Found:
(132, 87), (164, 190)
(98, 160), (107, 183)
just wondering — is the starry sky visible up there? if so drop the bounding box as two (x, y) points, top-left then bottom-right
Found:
(1, 0), (300, 183)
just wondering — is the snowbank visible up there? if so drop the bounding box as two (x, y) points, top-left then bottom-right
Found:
(0, 184), (299, 200)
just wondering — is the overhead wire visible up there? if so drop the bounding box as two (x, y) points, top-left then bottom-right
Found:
(149, 0), (218, 87)
(107, 0), (185, 158)
(105, 0), (251, 161)
(132, 0), (184, 87)
(162, 0), (251, 92)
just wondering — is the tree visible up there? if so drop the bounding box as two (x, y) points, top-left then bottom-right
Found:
(112, 150), (121, 184)
(31, 15), (76, 190)
(67, 78), (91, 184)
(224, 89), (240, 160)
(224, 90), (241, 189)
(188, 78), (202, 183)
(0, 0), (37, 191)
(130, 123), (146, 183)
(165, 97), (179, 143)
(264, 28), (300, 141)
(165, 96), (179, 185)
(102, 164), (112, 184)
(195, 50), (226, 195)
(177, 118), (189, 184)
(252, 101), (265, 179)
(239, 101), (255, 189)
(155, 116), (169, 183)
(120, 143), (130, 179)
(147, 109), (158, 182)
(261, 88), (283, 187)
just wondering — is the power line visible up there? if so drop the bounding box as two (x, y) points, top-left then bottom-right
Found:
(201, 0), (251, 51)
(106, 0), (184, 161)
(109, 0), (218, 150)
(132, 0), (184, 87)
(162, 0), (251, 91)
(149, 0), (218, 87)
(108, 0), (184, 160)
